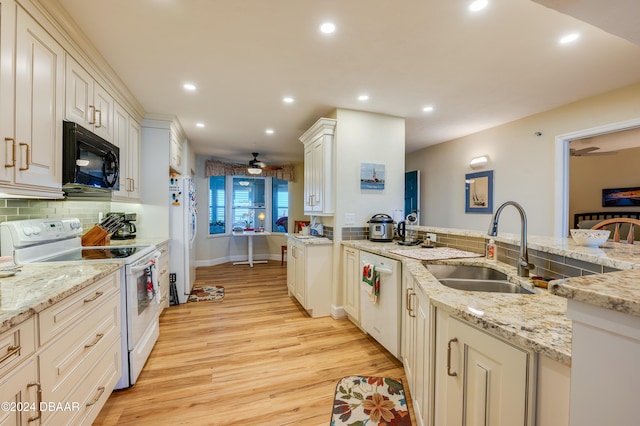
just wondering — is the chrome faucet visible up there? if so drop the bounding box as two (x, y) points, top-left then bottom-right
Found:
(487, 201), (534, 277)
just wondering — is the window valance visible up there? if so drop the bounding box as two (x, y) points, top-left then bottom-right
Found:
(205, 159), (294, 181)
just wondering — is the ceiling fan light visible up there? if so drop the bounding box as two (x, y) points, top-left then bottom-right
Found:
(247, 167), (262, 175)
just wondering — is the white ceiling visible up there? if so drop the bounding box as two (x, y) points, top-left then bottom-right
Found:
(54, 0), (640, 166)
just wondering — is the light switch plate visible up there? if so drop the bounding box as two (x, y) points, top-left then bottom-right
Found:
(345, 213), (355, 225)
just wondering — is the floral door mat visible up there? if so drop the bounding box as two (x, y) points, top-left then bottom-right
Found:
(331, 376), (412, 425)
(187, 286), (224, 302)
(388, 247), (482, 261)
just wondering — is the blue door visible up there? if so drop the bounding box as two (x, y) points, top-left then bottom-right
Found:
(404, 170), (420, 223)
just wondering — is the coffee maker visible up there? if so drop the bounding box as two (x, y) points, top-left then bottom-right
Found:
(107, 212), (137, 240)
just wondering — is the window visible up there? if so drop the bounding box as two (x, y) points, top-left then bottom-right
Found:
(272, 178), (289, 232)
(209, 176), (226, 234)
(208, 175), (289, 235)
(232, 177), (265, 230)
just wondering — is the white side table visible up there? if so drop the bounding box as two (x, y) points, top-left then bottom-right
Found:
(232, 230), (271, 267)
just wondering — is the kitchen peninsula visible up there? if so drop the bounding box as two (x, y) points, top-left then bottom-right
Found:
(342, 225), (640, 426)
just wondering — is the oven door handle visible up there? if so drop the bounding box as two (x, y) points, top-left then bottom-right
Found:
(130, 251), (161, 273)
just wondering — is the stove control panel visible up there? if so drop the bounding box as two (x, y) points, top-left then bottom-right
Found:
(0, 218), (83, 249)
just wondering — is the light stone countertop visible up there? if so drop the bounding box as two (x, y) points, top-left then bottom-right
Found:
(0, 262), (122, 334)
(343, 240), (572, 365)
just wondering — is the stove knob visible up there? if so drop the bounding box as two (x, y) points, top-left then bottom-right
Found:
(32, 226), (41, 235)
(23, 226), (32, 236)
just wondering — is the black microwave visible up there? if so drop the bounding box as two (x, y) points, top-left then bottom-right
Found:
(62, 121), (119, 196)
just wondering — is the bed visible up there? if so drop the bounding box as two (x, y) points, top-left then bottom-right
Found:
(574, 211), (640, 241)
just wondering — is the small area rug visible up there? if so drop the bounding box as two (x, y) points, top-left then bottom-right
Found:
(187, 286), (224, 302)
(331, 375), (412, 425)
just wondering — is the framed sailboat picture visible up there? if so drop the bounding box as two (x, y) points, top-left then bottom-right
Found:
(360, 163), (385, 190)
(465, 170), (493, 213)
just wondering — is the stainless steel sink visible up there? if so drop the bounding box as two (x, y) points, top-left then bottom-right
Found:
(424, 264), (534, 294)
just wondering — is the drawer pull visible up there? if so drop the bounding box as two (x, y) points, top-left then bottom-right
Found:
(86, 386), (105, 407)
(27, 382), (42, 422)
(84, 291), (104, 303)
(0, 345), (21, 364)
(84, 333), (104, 349)
(447, 337), (458, 377)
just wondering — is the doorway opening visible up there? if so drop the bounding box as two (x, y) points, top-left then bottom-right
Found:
(555, 117), (640, 237)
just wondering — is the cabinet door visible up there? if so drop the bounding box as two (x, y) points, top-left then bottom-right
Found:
(294, 244), (306, 305)
(14, 6), (64, 189)
(0, 0), (15, 184)
(112, 103), (129, 199)
(65, 56), (94, 127)
(310, 137), (324, 212)
(445, 316), (532, 426)
(401, 266), (416, 391)
(0, 358), (40, 425)
(127, 119), (141, 199)
(342, 247), (360, 321)
(286, 240), (295, 294)
(303, 144), (314, 211)
(413, 287), (431, 426)
(92, 83), (114, 142)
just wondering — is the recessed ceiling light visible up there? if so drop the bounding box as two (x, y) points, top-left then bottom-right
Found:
(559, 33), (580, 44)
(320, 22), (336, 34)
(196, 123), (205, 128)
(183, 83), (196, 91)
(423, 106), (434, 112)
(358, 95), (369, 101)
(265, 129), (274, 134)
(283, 97), (294, 103)
(469, 0), (488, 12)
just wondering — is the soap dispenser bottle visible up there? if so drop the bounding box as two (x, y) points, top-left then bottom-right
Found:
(486, 239), (497, 262)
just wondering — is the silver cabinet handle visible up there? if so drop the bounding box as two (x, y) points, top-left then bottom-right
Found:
(84, 291), (104, 303)
(89, 105), (96, 124)
(84, 333), (104, 349)
(447, 337), (458, 377)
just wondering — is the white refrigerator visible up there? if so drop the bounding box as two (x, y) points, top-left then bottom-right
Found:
(169, 176), (197, 304)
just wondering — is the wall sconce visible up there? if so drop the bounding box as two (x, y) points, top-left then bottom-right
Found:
(469, 155), (489, 169)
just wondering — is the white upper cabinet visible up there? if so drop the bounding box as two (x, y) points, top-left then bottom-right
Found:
(0, 4), (65, 197)
(170, 129), (184, 174)
(112, 102), (140, 201)
(65, 55), (114, 142)
(299, 117), (336, 216)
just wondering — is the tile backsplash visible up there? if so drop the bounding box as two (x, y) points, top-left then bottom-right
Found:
(0, 198), (110, 230)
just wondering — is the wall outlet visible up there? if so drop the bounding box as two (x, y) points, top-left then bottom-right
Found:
(426, 233), (437, 242)
(344, 213), (355, 225)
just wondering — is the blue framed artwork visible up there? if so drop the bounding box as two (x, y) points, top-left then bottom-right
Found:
(602, 186), (640, 207)
(465, 170), (494, 213)
(361, 163), (385, 190)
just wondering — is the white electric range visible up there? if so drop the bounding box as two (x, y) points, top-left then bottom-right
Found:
(0, 218), (160, 389)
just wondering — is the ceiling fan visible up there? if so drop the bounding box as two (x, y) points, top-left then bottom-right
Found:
(247, 152), (281, 174)
(570, 146), (618, 157)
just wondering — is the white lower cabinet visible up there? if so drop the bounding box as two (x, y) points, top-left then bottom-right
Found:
(342, 247), (360, 324)
(434, 310), (534, 426)
(286, 237), (332, 317)
(0, 270), (121, 426)
(400, 266), (431, 426)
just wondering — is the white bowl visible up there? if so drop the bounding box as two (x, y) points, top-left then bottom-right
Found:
(570, 229), (611, 247)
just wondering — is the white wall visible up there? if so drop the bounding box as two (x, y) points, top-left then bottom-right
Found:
(406, 82), (640, 236)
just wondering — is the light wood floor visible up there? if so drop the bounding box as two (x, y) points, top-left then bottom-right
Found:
(94, 261), (414, 425)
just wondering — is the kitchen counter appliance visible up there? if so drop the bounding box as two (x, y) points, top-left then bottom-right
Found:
(0, 218), (160, 390)
(107, 212), (137, 240)
(367, 213), (395, 242)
